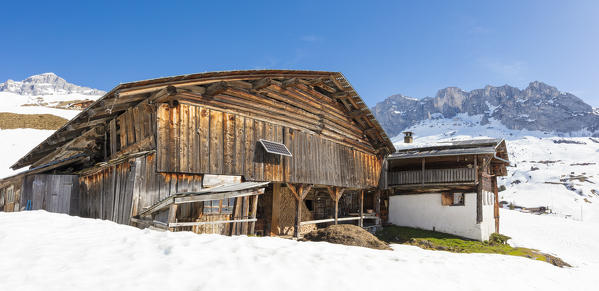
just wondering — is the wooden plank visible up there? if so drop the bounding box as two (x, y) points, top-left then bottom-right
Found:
(179, 104), (190, 173)
(254, 120), (264, 181)
(263, 122), (274, 181)
(171, 105), (180, 173)
(209, 110), (224, 174)
(156, 104), (169, 172)
(169, 218), (257, 227)
(126, 109), (135, 146)
(359, 189), (364, 227)
(249, 194), (259, 235)
(241, 195), (250, 235)
(167, 204), (178, 231)
(109, 119), (117, 156)
(234, 114), (245, 175)
(199, 107), (210, 173)
(188, 105), (198, 172)
(223, 112), (235, 175)
(243, 118), (255, 180)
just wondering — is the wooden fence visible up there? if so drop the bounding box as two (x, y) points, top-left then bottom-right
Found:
(388, 168), (476, 185)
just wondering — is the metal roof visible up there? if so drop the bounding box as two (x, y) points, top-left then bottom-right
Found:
(138, 181), (270, 217)
(179, 181), (270, 194)
(389, 138), (505, 160)
(388, 147), (498, 160)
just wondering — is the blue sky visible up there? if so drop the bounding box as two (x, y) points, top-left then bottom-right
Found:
(1, 0), (598, 107)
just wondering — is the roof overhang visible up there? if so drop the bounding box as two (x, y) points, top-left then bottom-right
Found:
(11, 70), (395, 170)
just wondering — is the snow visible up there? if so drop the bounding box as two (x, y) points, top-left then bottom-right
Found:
(0, 210), (597, 291)
(0, 129), (54, 177)
(484, 101), (499, 114)
(0, 91), (87, 120)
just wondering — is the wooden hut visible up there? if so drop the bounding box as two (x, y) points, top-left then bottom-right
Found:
(384, 139), (510, 241)
(1, 70), (394, 238)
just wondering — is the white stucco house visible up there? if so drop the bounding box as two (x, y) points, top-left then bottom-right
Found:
(384, 138), (509, 241)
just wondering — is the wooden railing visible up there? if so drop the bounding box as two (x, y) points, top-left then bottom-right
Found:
(388, 168), (476, 185)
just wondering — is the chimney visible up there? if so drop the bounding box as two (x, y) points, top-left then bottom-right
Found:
(403, 131), (413, 143)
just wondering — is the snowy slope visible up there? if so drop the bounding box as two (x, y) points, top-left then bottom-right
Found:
(0, 210), (597, 291)
(0, 73), (104, 177)
(0, 129), (54, 177)
(393, 114), (599, 221)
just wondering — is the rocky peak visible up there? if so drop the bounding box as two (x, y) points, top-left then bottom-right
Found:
(0, 73), (105, 96)
(372, 82), (599, 138)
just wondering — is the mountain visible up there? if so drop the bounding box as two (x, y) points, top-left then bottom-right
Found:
(0, 72), (105, 96)
(372, 82), (599, 138)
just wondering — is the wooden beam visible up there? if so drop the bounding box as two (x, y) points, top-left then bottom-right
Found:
(167, 204), (178, 231)
(421, 158), (426, 186)
(287, 183), (313, 238)
(271, 183), (281, 236)
(252, 77), (277, 91)
(249, 194), (259, 235)
(169, 218), (257, 227)
(326, 186), (345, 225)
(359, 190), (364, 227)
(205, 81), (228, 97)
(349, 109), (366, 119)
(281, 78), (301, 89)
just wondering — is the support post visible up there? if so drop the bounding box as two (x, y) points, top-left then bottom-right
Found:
(287, 183), (312, 238)
(374, 189), (381, 225)
(249, 194), (259, 235)
(421, 158), (425, 186)
(167, 204), (178, 231)
(359, 190), (364, 227)
(327, 187), (345, 225)
(270, 183), (281, 236)
(492, 176), (500, 233)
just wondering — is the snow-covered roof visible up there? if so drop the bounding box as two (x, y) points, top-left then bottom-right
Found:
(388, 138), (508, 160)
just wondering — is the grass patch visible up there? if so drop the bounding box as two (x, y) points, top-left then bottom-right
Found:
(376, 226), (570, 267)
(0, 112), (68, 130)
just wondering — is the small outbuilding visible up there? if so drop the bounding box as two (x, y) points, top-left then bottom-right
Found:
(384, 138), (510, 241)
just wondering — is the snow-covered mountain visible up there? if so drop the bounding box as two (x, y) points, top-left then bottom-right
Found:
(0, 72), (104, 96)
(373, 82), (599, 137)
(0, 73), (105, 177)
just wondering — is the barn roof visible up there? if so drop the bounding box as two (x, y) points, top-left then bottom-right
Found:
(12, 70), (395, 170)
(388, 138), (509, 162)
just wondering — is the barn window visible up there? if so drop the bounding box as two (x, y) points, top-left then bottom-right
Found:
(441, 192), (464, 206)
(6, 186), (14, 204)
(203, 198), (236, 214)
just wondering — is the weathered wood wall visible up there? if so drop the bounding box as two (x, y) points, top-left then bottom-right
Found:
(156, 103), (381, 188)
(79, 153), (203, 224)
(108, 101), (156, 158)
(0, 177), (23, 212)
(21, 174), (79, 214)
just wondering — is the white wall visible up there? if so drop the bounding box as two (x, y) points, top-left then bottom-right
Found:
(389, 192), (496, 241)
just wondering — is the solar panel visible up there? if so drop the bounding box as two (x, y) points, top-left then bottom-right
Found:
(259, 139), (292, 157)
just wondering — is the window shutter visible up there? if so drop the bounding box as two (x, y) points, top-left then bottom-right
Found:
(441, 192), (453, 206)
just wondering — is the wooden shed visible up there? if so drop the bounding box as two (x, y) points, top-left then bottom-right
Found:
(3, 70), (394, 238)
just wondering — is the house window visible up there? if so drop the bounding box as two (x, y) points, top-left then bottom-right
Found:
(441, 192), (465, 206)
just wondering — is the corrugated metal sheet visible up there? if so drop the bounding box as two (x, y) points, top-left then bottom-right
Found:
(388, 147), (497, 159)
(179, 181), (270, 195)
(139, 181), (270, 217)
(389, 138), (504, 160)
